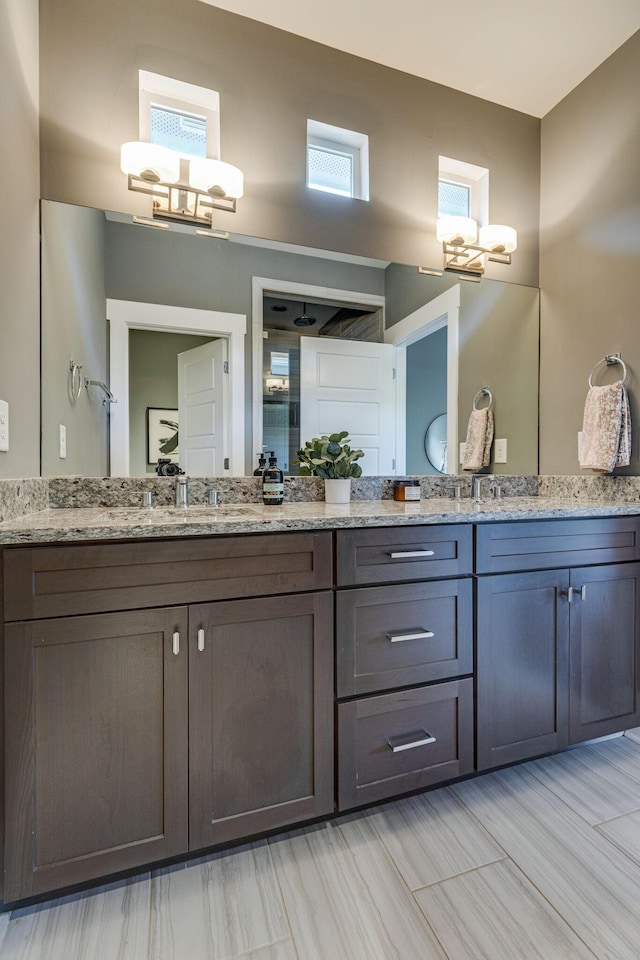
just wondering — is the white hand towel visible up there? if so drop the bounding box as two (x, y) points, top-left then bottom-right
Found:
(579, 380), (631, 472)
(462, 407), (494, 472)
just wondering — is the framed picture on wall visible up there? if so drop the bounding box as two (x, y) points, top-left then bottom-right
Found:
(147, 408), (179, 464)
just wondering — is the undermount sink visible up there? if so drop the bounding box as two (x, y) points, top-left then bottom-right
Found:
(98, 504), (263, 522)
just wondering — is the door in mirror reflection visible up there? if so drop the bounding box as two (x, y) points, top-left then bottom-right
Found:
(178, 338), (228, 476)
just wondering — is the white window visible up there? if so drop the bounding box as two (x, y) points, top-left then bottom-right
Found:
(438, 156), (489, 226)
(139, 71), (221, 159)
(307, 120), (369, 201)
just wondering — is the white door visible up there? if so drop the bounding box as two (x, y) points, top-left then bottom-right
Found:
(177, 339), (228, 477)
(300, 337), (396, 475)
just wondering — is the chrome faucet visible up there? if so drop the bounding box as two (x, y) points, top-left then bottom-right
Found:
(175, 475), (188, 508)
(472, 476), (484, 502)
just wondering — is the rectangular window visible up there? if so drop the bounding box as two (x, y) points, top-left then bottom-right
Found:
(139, 71), (221, 160)
(150, 105), (207, 158)
(438, 179), (470, 218)
(307, 120), (369, 201)
(308, 144), (354, 197)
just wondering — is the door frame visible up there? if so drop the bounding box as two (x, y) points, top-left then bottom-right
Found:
(108, 299), (246, 477)
(251, 277), (386, 461)
(385, 285), (460, 475)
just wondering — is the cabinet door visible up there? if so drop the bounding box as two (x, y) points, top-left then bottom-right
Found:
(569, 562), (640, 743)
(189, 592), (334, 849)
(477, 570), (569, 771)
(4, 608), (189, 903)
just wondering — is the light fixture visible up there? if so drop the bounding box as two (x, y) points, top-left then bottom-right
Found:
(437, 215), (517, 275)
(265, 377), (289, 393)
(293, 303), (317, 327)
(120, 142), (244, 227)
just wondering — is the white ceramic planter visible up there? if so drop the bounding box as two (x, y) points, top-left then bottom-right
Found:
(324, 478), (351, 504)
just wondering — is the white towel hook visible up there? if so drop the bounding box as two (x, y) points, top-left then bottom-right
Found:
(589, 354), (627, 388)
(472, 387), (493, 411)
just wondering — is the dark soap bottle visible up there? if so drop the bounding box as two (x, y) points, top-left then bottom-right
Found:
(253, 452), (267, 476)
(262, 452), (284, 505)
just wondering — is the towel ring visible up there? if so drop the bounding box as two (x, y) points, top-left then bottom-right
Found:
(472, 387), (493, 411)
(588, 355), (627, 387)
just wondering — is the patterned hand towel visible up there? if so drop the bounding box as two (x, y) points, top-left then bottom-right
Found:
(462, 407), (494, 471)
(579, 380), (631, 472)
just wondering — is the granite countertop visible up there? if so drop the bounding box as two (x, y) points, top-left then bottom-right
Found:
(1, 496), (640, 544)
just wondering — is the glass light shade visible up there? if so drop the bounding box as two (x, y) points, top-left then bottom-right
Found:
(479, 224), (518, 253)
(120, 142), (181, 184)
(436, 216), (478, 245)
(189, 158), (244, 199)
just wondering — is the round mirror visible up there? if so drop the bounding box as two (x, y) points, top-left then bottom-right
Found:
(424, 413), (448, 474)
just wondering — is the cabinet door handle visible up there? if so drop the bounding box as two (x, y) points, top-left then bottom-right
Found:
(197, 628), (205, 652)
(387, 550), (435, 559)
(172, 631), (180, 656)
(388, 730), (436, 752)
(385, 629), (435, 643)
(566, 585), (587, 603)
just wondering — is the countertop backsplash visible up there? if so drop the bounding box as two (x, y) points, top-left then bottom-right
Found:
(2, 474), (640, 524)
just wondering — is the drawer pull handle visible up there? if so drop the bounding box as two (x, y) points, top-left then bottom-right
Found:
(386, 629), (435, 643)
(197, 628), (205, 652)
(388, 730), (437, 753)
(387, 550), (435, 559)
(564, 585), (587, 603)
(172, 631), (180, 656)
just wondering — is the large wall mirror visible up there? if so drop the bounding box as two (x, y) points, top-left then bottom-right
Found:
(40, 200), (539, 478)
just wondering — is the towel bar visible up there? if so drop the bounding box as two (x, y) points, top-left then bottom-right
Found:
(588, 354), (627, 387)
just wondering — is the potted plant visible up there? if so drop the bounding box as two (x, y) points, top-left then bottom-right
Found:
(295, 432), (364, 503)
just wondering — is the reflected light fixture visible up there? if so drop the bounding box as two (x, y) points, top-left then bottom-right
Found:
(436, 215), (517, 275)
(121, 142), (244, 227)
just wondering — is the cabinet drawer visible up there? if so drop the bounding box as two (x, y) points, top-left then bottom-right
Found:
(3, 531), (333, 620)
(336, 525), (472, 586)
(337, 678), (473, 809)
(476, 517), (640, 574)
(336, 579), (472, 697)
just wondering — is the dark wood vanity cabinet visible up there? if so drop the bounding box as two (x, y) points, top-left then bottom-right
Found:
(335, 525), (475, 810)
(476, 519), (640, 771)
(2, 532), (334, 903)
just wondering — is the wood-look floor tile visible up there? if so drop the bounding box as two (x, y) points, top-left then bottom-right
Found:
(0, 875), (150, 960)
(597, 810), (640, 867)
(623, 728), (640, 746)
(150, 841), (289, 960)
(414, 859), (597, 960)
(453, 763), (640, 960)
(269, 818), (447, 960)
(237, 941), (298, 960)
(527, 742), (640, 824)
(366, 787), (505, 890)
(585, 736), (640, 786)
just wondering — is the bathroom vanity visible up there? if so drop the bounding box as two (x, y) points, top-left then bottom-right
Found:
(1, 501), (639, 905)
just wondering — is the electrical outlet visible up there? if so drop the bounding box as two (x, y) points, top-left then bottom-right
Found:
(459, 441), (466, 464)
(494, 438), (507, 463)
(59, 424), (67, 459)
(0, 399), (8, 452)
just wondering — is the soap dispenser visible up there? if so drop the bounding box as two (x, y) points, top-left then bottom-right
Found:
(253, 452), (267, 476)
(262, 452), (284, 505)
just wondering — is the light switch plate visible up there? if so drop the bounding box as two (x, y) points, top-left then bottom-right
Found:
(0, 399), (8, 452)
(494, 438), (507, 463)
(59, 424), (67, 459)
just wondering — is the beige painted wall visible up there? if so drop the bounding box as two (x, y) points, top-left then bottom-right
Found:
(41, 201), (109, 476)
(539, 30), (640, 475)
(39, 0), (540, 287)
(0, 0), (40, 478)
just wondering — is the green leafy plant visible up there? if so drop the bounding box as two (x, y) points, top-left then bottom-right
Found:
(294, 431), (364, 479)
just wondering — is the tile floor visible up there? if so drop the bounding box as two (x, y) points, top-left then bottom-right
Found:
(3, 735), (640, 959)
